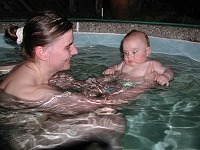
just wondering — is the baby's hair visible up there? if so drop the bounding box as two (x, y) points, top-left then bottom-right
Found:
(5, 24), (19, 41)
(120, 29), (150, 56)
(123, 29), (150, 47)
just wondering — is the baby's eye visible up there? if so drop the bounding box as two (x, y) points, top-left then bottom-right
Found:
(123, 52), (128, 55)
(132, 51), (137, 54)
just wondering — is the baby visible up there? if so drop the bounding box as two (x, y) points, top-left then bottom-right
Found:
(103, 30), (174, 86)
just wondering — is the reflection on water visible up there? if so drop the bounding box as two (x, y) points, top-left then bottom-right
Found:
(1, 45), (200, 149)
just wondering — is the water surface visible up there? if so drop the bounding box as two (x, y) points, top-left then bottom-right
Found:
(69, 45), (200, 150)
(1, 44), (200, 150)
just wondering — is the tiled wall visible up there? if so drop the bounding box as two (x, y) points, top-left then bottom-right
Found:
(74, 32), (200, 62)
(0, 21), (200, 42)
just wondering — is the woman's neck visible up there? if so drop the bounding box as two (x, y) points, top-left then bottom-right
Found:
(25, 61), (55, 84)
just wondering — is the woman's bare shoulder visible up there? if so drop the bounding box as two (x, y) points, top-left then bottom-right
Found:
(19, 84), (60, 101)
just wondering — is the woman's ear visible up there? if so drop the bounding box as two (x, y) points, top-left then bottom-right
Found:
(35, 46), (47, 61)
(146, 47), (151, 56)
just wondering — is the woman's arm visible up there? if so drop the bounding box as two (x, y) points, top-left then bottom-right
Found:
(40, 75), (156, 116)
(38, 92), (105, 115)
(43, 62), (157, 115)
(49, 72), (118, 97)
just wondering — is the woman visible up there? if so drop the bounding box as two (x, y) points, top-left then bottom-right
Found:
(0, 11), (157, 149)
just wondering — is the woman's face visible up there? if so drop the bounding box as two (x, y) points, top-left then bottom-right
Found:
(46, 29), (78, 72)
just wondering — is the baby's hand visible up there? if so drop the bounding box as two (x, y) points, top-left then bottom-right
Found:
(154, 74), (170, 86)
(103, 67), (115, 75)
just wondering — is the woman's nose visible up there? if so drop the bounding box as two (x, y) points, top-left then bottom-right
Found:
(70, 44), (78, 55)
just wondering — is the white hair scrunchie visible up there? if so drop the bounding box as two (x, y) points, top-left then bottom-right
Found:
(16, 27), (24, 44)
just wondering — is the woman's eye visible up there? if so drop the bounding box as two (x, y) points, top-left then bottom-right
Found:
(65, 46), (70, 50)
(65, 43), (73, 51)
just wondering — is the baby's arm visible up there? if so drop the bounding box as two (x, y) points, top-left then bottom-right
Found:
(161, 67), (174, 81)
(103, 61), (124, 75)
(153, 61), (174, 86)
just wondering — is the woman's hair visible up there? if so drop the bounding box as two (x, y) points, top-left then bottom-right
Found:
(5, 24), (19, 41)
(22, 10), (73, 59)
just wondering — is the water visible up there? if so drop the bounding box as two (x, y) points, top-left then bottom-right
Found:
(0, 46), (24, 65)
(69, 45), (200, 150)
(1, 44), (200, 150)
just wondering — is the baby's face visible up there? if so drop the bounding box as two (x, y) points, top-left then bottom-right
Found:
(122, 36), (150, 66)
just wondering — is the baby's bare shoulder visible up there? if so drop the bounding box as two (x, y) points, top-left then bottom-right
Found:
(149, 60), (163, 66)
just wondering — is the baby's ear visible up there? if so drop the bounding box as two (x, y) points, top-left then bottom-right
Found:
(146, 47), (151, 56)
(35, 46), (47, 61)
